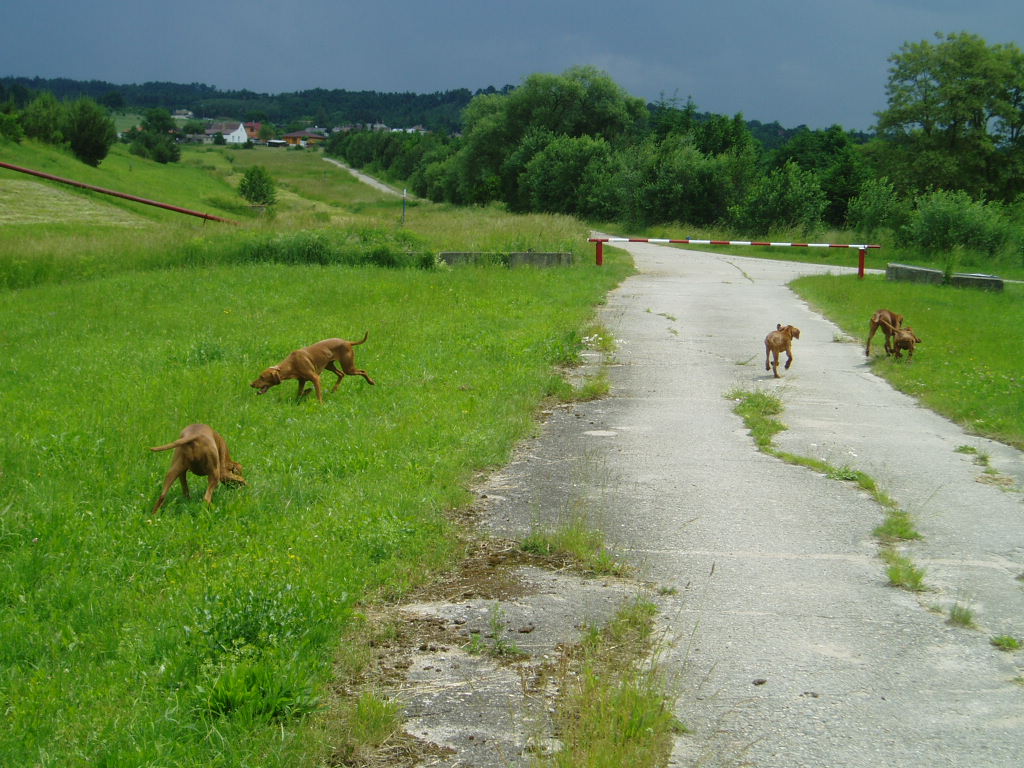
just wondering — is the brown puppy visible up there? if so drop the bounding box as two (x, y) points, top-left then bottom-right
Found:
(150, 424), (246, 514)
(892, 326), (922, 359)
(251, 333), (376, 403)
(865, 309), (904, 356)
(765, 324), (800, 378)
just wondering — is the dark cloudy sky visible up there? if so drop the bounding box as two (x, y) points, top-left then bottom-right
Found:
(2, 0), (1021, 131)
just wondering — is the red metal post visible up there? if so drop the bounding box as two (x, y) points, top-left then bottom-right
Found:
(858, 248), (866, 278)
(595, 239), (604, 266)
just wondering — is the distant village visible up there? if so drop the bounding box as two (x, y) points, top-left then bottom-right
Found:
(165, 109), (430, 148)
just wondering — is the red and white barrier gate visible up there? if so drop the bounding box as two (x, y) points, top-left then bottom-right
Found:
(589, 237), (880, 277)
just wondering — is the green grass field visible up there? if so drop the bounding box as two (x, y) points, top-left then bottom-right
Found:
(0, 140), (632, 765)
(790, 274), (1024, 448)
(1, 136), (1021, 765)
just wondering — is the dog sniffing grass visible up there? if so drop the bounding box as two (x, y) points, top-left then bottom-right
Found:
(790, 274), (1024, 449)
(0, 253), (631, 766)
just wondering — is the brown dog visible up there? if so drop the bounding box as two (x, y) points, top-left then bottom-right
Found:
(865, 309), (904, 356)
(765, 324), (800, 378)
(250, 333), (376, 403)
(150, 424), (246, 514)
(892, 326), (922, 359)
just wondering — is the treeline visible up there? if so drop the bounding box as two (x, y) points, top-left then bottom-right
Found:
(0, 76), (482, 132)
(0, 75), (834, 148)
(327, 39), (1024, 264)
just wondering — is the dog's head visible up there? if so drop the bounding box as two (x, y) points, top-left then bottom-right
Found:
(777, 324), (800, 339)
(251, 366), (282, 394)
(897, 327), (922, 345)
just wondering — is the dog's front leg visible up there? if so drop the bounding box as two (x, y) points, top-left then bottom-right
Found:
(203, 475), (219, 504)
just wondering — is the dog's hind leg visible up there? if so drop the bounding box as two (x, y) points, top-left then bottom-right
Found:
(326, 361), (347, 392)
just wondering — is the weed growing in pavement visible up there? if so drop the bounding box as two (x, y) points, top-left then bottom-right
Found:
(536, 598), (684, 768)
(726, 389), (926, 591)
(948, 602), (978, 629)
(522, 515), (629, 577)
(881, 549), (927, 591)
(990, 635), (1022, 652)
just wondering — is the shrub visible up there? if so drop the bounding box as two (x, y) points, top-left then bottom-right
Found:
(238, 165), (277, 206)
(899, 189), (1014, 256)
(847, 177), (909, 238)
(0, 112), (24, 142)
(63, 98), (117, 166)
(729, 161), (826, 236)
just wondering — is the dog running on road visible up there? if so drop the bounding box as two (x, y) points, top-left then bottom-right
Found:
(765, 324), (800, 378)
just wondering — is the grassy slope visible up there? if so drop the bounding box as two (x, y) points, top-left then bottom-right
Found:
(0, 139), (632, 765)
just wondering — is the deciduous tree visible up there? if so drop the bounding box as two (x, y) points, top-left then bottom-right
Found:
(872, 32), (1024, 200)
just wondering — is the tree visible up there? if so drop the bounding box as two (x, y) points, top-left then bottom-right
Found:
(447, 66), (647, 206)
(238, 165), (277, 206)
(873, 32), (1024, 200)
(770, 125), (869, 225)
(63, 98), (116, 166)
(130, 107), (180, 163)
(729, 162), (827, 236)
(20, 91), (66, 144)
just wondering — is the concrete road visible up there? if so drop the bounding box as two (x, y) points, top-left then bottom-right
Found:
(482, 239), (1024, 767)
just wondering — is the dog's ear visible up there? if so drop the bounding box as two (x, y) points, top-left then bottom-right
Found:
(777, 323), (783, 330)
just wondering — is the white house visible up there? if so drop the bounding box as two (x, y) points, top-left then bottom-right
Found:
(205, 122), (249, 144)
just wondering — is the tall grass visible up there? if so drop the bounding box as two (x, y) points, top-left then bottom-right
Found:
(0, 256), (630, 765)
(0, 138), (633, 765)
(790, 274), (1024, 448)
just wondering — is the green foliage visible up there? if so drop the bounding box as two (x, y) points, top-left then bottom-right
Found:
(522, 134), (612, 215)
(0, 111), (25, 142)
(873, 32), (1024, 200)
(769, 125), (870, 225)
(129, 108), (181, 163)
(238, 164), (277, 205)
(789, 274), (1024, 448)
(20, 90), (65, 144)
(729, 161), (827, 236)
(899, 189), (1014, 257)
(846, 177), (908, 237)
(63, 97), (117, 166)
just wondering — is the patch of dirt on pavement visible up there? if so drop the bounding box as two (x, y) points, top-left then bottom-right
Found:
(330, 525), (648, 768)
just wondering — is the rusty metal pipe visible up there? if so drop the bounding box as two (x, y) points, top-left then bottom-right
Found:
(0, 161), (236, 224)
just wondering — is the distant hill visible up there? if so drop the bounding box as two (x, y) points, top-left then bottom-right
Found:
(1, 75), (868, 145)
(0, 76), (486, 132)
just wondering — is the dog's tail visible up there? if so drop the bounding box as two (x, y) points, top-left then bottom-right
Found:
(878, 318), (899, 334)
(351, 331), (369, 346)
(149, 436), (198, 452)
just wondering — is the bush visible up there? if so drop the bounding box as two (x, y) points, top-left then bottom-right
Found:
(899, 190), (1014, 256)
(847, 177), (909, 238)
(729, 162), (826, 236)
(238, 165), (277, 206)
(0, 112), (24, 142)
(63, 98), (117, 166)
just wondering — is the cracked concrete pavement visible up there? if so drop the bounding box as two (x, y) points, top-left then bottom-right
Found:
(474, 239), (1024, 767)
